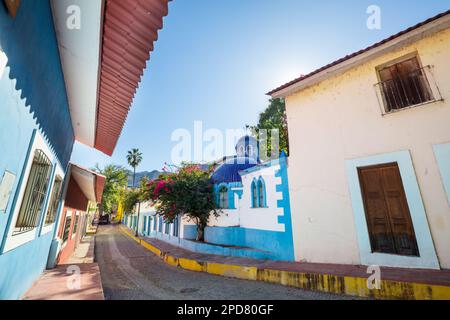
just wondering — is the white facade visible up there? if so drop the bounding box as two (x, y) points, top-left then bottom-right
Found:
(271, 16), (450, 269)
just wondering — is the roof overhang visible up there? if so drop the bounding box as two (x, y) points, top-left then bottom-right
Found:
(51, 0), (104, 147)
(52, 0), (169, 155)
(268, 10), (450, 99)
(95, 0), (169, 155)
(70, 164), (106, 203)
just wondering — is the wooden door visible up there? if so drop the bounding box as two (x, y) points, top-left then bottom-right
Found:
(358, 163), (419, 256)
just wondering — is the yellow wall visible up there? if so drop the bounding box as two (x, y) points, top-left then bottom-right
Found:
(285, 27), (450, 268)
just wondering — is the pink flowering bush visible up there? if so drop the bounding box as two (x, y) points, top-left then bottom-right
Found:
(146, 164), (219, 241)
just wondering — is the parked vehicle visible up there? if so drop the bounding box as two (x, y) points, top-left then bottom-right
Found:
(99, 214), (110, 225)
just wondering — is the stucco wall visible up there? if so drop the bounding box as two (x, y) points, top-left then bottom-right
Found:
(285, 27), (450, 267)
(0, 1), (74, 299)
(240, 164), (284, 232)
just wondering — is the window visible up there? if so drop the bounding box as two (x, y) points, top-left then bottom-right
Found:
(158, 216), (163, 232)
(258, 178), (266, 208)
(251, 180), (258, 208)
(72, 213), (79, 235)
(218, 185), (229, 209)
(45, 176), (63, 225)
(376, 56), (434, 112)
(165, 223), (170, 235)
(14, 150), (53, 235)
(62, 215), (72, 242)
(173, 217), (179, 237)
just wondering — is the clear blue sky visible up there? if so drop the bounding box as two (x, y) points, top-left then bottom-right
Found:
(71, 0), (450, 172)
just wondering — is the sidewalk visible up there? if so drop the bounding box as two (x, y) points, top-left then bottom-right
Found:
(22, 235), (104, 300)
(120, 225), (450, 300)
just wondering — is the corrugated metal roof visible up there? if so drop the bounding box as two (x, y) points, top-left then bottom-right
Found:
(268, 9), (450, 97)
(95, 0), (169, 155)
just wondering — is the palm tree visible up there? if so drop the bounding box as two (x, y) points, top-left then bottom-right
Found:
(126, 148), (143, 188)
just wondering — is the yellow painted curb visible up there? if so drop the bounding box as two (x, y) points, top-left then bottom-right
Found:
(118, 225), (450, 300)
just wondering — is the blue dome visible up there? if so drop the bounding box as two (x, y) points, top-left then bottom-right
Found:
(211, 157), (257, 184)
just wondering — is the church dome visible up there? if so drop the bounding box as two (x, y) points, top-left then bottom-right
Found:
(235, 135), (259, 161)
(211, 156), (257, 184)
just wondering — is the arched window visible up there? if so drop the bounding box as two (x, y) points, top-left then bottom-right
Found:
(258, 177), (267, 208)
(251, 180), (258, 208)
(219, 185), (229, 209)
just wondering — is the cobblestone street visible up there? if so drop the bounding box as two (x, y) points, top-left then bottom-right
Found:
(95, 226), (356, 300)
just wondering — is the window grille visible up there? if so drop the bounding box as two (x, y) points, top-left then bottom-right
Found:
(14, 150), (52, 235)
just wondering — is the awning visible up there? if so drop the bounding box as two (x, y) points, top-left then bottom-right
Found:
(70, 164), (106, 204)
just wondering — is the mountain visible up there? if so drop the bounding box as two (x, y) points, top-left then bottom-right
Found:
(128, 170), (163, 187)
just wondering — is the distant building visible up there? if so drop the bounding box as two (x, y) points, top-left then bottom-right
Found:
(129, 136), (295, 261)
(268, 10), (450, 269)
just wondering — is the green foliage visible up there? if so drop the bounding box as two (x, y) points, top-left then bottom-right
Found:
(247, 98), (289, 157)
(123, 189), (141, 214)
(146, 164), (219, 241)
(93, 164), (129, 214)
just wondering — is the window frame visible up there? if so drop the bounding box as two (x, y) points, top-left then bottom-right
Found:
(71, 211), (80, 239)
(2, 131), (57, 253)
(251, 179), (258, 208)
(374, 53), (442, 115)
(41, 165), (65, 236)
(257, 177), (267, 208)
(218, 185), (229, 209)
(62, 210), (72, 245)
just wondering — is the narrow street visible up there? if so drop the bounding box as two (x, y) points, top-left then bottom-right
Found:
(95, 225), (354, 300)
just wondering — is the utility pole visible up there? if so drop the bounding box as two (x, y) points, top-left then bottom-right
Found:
(135, 201), (141, 237)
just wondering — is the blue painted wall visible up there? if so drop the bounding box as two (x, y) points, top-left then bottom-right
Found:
(0, 0), (74, 299)
(184, 154), (295, 261)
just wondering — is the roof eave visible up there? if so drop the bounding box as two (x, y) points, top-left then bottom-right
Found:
(268, 11), (450, 98)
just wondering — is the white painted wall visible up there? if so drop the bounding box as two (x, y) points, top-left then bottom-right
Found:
(285, 27), (450, 267)
(208, 164), (284, 232)
(51, 0), (103, 147)
(240, 165), (284, 232)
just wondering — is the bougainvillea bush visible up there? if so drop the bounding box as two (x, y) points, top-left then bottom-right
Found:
(146, 164), (219, 241)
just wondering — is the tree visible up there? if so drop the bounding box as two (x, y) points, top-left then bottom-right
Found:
(93, 164), (129, 215)
(247, 98), (289, 157)
(146, 164), (219, 241)
(127, 148), (143, 188)
(123, 177), (150, 236)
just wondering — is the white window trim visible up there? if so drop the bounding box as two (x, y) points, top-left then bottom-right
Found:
(346, 150), (440, 269)
(40, 164), (65, 236)
(2, 131), (57, 253)
(0, 50), (7, 80)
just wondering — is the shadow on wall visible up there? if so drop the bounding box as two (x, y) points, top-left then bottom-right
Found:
(0, 0), (74, 167)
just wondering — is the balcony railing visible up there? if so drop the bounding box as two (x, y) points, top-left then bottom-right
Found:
(374, 65), (443, 115)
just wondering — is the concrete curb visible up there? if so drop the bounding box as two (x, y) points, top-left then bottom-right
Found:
(119, 225), (450, 300)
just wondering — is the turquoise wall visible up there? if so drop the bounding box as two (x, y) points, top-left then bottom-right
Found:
(434, 142), (450, 205)
(0, 0), (74, 299)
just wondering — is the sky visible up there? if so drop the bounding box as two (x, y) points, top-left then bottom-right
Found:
(70, 0), (450, 172)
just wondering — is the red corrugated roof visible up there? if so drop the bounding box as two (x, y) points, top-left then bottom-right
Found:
(268, 9), (450, 97)
(95, 0), (169, 155)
